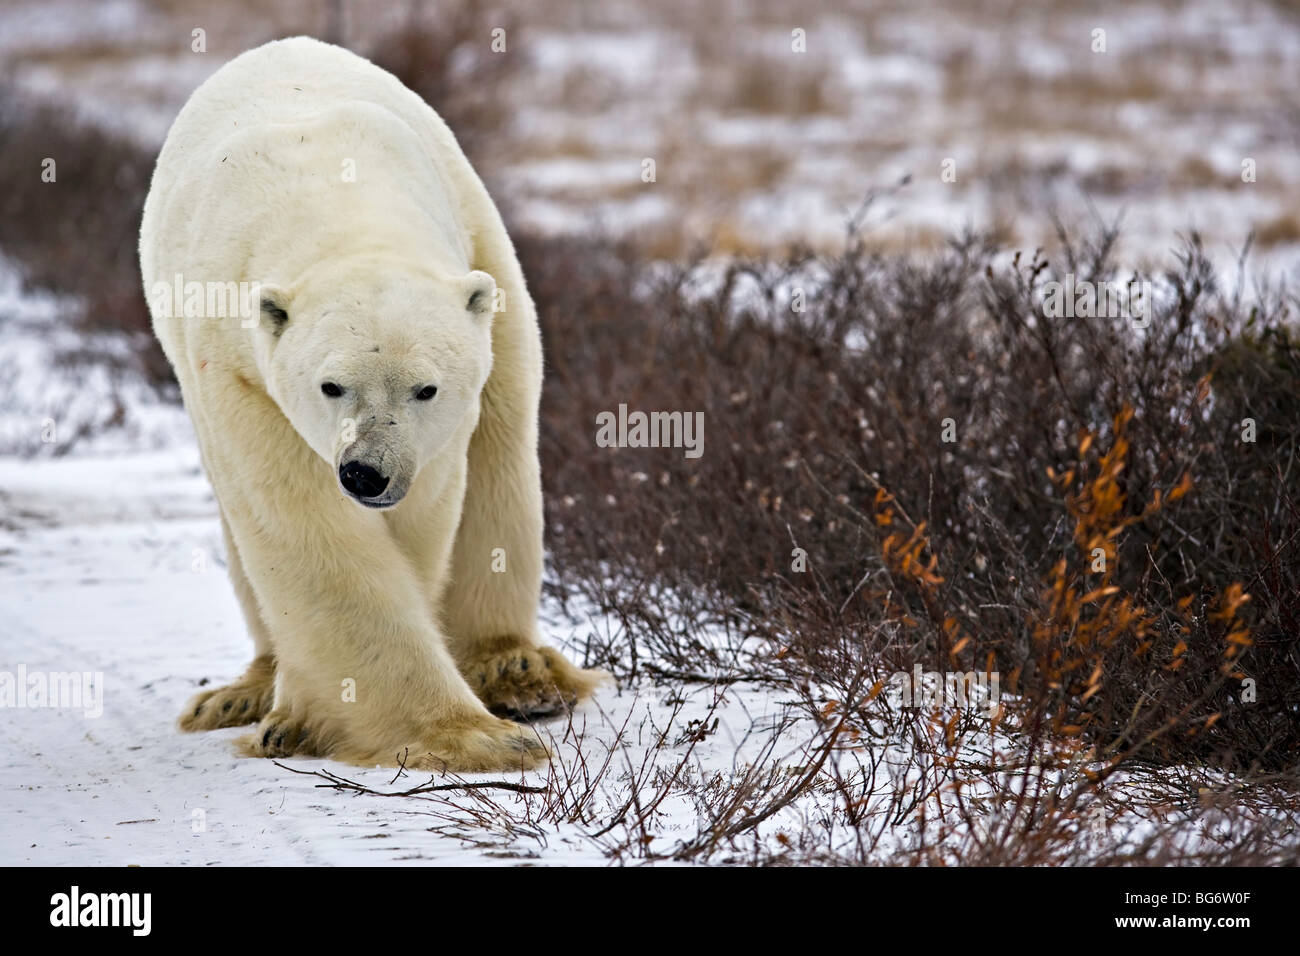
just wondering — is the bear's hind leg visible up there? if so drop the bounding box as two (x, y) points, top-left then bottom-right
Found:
(441, 224), (607, 720)
(220, 508), (273, 658)
(464, 641), (605, 720)
(178, 513), (277, 731)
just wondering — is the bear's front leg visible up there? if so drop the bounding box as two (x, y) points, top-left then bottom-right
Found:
(231, 626), (548, 772)
(196, 388), (547, 772)
(227, 524), (548, 771)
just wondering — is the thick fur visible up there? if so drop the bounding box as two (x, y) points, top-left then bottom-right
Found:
(140, 36), (605, 772)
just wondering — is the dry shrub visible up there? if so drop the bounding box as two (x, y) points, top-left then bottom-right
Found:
(521, 220), (1300, 796)
(0, 84), (167, 384)
(1025, 405), (1255, 767)
(365, 0), (522, 168)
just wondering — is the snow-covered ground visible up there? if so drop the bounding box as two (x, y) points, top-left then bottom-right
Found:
(3, 443), (1296, 865)
(0, 260), (190, 458)
(0, 445), (831, 865)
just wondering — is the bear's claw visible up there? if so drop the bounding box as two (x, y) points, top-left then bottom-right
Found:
(242, 710), (315, 758)
(465, 644), (607, 721)
(392, 716), (550, 772)
(179, 655), (276, 731)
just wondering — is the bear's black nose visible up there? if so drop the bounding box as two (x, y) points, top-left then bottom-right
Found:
(339, 461), (390, 499)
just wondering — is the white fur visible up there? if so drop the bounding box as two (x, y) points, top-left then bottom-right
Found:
(140, 37), (602, 771)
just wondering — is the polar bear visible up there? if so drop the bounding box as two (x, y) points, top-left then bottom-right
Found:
(139, 36), (604, 772)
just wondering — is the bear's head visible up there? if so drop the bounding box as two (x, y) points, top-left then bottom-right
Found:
(256, 256), (496, 509)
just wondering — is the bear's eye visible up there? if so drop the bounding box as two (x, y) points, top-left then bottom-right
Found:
(321, 382), (344, 398)
(415, 385), (438, 401)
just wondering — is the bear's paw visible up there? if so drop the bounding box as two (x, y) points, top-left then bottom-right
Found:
(465, 644), (608, 721)
(407, 716), (549, 773)
(178, 655), (276, 731)
(239, 709), (320, 758)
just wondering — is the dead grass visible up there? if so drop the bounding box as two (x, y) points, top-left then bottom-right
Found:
(497, 216), (1300, 863)
(0, 82), (168, 385)
(1254, 213), (1300, 248)
(722, 57), (838, 116)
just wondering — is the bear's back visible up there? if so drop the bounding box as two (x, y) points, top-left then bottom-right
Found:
(162, 37), (422, 163)
(141, 38), (474, 323)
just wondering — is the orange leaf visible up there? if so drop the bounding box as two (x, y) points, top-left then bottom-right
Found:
(1169, 472), (1194, 502)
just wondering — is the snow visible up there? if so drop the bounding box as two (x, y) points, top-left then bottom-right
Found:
(0, 258), (192, 458)
(0, 446), (819, 864)
(0, 0), (144, 55)
(1, 441), (1290, 864)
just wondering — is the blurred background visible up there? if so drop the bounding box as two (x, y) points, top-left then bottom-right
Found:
(3, 1), (1300, 866)
(0, 0), (1298, 450)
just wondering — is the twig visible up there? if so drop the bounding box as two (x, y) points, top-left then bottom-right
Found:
(272, 761), (546, 796)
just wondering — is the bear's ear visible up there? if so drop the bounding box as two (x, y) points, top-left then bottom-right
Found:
(462, 270), (497, 321)
(258, 284), (291, 335)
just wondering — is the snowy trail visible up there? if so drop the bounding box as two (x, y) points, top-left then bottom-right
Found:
(0, 448), (798, 865)
(0, 449), (378, 864)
